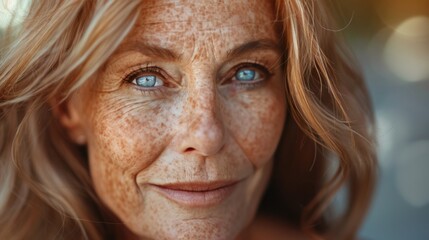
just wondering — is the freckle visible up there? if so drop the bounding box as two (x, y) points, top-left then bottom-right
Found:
(192, 98), (197, 108)
(152, 106), (161, 115)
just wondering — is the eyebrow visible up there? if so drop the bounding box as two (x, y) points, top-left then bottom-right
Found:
(115, 39), (281, 61)
(226, 39), (281, 59)
(119, 41), (180, 60)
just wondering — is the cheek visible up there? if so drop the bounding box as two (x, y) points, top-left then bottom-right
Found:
(84, 96), (173, 216)
(225, 88), (286, 168)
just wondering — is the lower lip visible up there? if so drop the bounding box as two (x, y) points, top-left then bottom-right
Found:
(151, 183), (238, 207)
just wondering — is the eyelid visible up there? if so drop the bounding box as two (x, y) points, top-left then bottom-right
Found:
(122, 65), (164, 84)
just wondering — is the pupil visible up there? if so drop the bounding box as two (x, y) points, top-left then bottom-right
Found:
(237, 69), (255, 81)
(137, 76), (156, 87)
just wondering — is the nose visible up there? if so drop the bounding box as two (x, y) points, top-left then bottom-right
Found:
(176, 84), (226, 157)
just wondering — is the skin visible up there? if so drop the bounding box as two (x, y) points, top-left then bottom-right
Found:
(61, 0), (286, 239)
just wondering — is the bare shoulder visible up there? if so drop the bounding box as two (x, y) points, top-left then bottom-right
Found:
(244, 216), (319, 240)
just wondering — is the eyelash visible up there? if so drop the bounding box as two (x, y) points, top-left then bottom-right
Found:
(121, 61), (273, 94)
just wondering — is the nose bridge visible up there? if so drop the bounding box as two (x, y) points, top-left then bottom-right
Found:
(191, 78), (217, 115)
(178, 67), (225, 156)
(186, 59), (219, 118)
(187, 73), (221, 136)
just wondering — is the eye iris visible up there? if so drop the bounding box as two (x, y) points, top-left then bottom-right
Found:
(236, 69), (256, 81)
(136, 76), (156, 87)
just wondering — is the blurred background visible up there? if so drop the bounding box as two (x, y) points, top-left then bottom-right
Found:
(1, 0), (429, 239)
(330, 0), (429, 239)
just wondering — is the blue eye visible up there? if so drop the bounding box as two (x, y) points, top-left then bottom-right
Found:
(132, 75), (164, 88)
(235, 69), (256, 81)
(137, 76), (155, 87)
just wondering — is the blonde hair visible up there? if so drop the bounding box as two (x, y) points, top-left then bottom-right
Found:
(0, 0), (377, 239)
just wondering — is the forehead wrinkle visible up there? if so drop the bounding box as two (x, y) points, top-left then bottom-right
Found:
(140, 21), (276, 33)
(208, 34), (220, 62)
(188, 33), (219, 64)
(139, 0), (275, 31)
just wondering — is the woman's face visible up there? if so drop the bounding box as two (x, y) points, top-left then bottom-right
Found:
(67, 0), (286, 239)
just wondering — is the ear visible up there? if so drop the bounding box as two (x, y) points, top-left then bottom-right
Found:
(51, 98), (87, 145)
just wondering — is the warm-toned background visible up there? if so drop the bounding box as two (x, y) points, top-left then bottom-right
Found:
(1, 1), (429, 239)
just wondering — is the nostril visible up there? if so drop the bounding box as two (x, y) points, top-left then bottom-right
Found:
(184, 147), (196, 153)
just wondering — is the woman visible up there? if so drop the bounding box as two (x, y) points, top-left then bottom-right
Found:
(0, 0), (377, 239)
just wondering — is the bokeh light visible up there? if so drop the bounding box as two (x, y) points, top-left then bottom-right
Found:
(337, 0), (429, 239)
(383, 16), (429, 82)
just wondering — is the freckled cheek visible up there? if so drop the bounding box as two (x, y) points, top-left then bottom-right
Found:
(84, 100), (174, 214)
(88, 102), (172, 170)
(227, 93), (286, 168)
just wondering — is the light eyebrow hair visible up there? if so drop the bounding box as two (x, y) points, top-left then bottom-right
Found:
(226, 39), (281, 59)
(115, 41), (181, 61)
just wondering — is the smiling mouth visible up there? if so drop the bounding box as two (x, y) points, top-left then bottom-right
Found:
(149, 180), (240, 207)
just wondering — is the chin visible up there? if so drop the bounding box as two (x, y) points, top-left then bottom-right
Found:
(161, 218), (247, 240)
(123, 190), (258, 240)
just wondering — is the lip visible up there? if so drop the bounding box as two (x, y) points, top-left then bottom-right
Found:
(149, 180), (240, 207)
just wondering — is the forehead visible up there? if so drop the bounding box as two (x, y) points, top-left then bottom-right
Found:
(138, 0), (275, 30)
(124, 0), (278, 56)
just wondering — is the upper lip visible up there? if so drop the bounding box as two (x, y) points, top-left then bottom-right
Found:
(150, 180), (240, 192)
